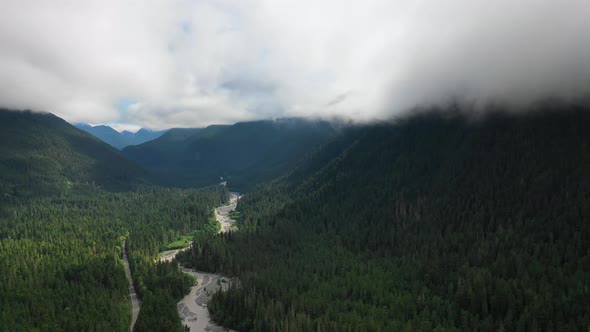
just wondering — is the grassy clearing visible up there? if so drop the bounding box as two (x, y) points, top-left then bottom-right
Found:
(163, 213), (221, 251)
(164, 235), (193, 250)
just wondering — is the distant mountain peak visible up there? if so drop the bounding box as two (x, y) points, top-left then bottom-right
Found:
(74, 123), (168, 150)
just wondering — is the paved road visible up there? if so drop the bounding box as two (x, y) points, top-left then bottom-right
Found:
(122, 241), (141, 332)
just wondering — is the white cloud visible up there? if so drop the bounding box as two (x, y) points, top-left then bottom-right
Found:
(1, 0), (589, 128)
(105, 123), (141, 133)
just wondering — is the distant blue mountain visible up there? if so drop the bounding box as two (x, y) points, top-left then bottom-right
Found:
(75, 124), (167, 150)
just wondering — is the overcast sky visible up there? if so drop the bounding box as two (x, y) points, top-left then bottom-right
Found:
(1, 0), (589, 130)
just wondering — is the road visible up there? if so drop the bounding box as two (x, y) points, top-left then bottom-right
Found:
(122, 240), (141, 332)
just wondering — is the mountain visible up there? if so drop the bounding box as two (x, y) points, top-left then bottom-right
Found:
(123, 128), (169, 145)
(0, 109), (147, 196)
(145, 127), (205, 145)
(178, 101), (590, 331)
(75, 123), (167, 149)
(0, 110), (221, 331)
(123, 119), (336, 190)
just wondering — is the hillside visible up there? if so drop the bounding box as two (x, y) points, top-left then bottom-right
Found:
(122, 127), (210, 165)
(75, 123), (167, 149)
(123, 119), (336, 190)
(0, 109), (147, 196)
(0, 110), (228, 332)
(179, 101), (590, 331)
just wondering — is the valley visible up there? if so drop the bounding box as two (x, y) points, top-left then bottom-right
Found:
(1, 106), (589, 331)
(3, 3), (590, 331)
(122, 119), (335, 190)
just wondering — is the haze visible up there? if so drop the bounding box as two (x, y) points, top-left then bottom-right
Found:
(1, 0), (589, 129)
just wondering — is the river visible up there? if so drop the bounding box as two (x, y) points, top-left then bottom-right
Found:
(159, 192), (240, 332)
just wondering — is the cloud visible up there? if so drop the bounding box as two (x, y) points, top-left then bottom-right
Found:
(1, 0), (589, 128)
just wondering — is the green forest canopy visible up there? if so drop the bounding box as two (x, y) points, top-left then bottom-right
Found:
(179, 104), (590, 331)
(2, 103), (590, 331)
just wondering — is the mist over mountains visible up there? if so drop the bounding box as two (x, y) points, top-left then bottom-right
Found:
(2, 1), (590, 128)
(1, 1), (590, 331)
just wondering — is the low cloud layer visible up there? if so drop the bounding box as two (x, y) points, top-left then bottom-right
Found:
(1, 0), (589, 128)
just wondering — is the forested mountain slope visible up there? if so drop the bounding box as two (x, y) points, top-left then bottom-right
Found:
(0, 109), (147, 196)
(123, 119), (336, 190)
(123, 126), (219, 168)
(179, 102), (590, 331)
(0, 110), (231, 331)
